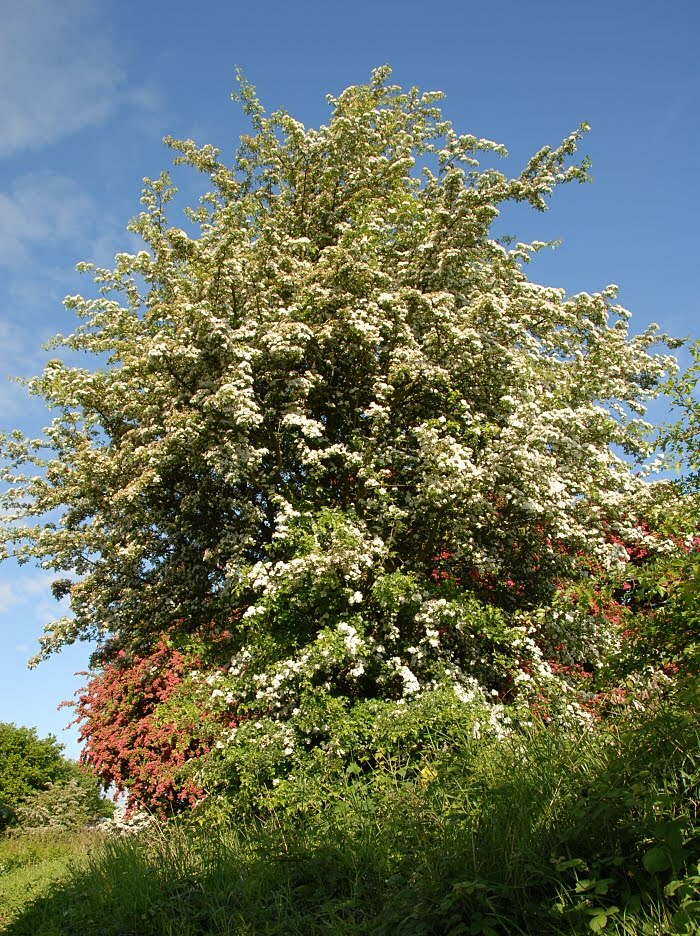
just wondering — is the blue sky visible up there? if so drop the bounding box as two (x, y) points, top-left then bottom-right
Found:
(1, 0), (698, 760)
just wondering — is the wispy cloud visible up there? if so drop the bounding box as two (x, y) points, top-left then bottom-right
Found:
(0, 570), (75, 667)
(0, 0), (124, 157)
(0, 582), (20, 615)
(0, 285), (88, 420)
(0, 171), (95, 270)
(0, 172), (140, 419)
(0, 571), (64, 619)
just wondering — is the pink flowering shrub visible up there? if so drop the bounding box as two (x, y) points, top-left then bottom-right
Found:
(74, 630), (236, 814)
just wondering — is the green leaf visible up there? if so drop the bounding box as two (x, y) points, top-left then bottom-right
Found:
(625, 894), (642, 914)
(672, 904), (700, 934)
(657, 820), (686, 852)
(587, 907), (618, 932)
(643, 847), (671, 873)
(552, 857), (585, 871)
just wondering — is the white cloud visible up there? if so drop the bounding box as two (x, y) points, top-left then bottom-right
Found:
(0, 0), (124, 157)
(0, 302), (79, 420)
(0, 171), (95, 270)
(0, 572), (62, 618)
(0, 582), (20, 615)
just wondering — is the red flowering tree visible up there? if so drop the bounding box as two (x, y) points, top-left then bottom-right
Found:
(74, 632), (236, 813)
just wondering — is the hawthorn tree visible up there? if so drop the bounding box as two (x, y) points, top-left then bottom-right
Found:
(72, 626), (239, 811)
(609, 342), (700, 677)
(0, 68), (680, 807)
(0, 722), (109, 829)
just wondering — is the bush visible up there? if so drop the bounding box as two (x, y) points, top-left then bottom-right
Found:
(13, 777), (114, 833)
(0, 723), (74, 829)
(0, 722), (113, 832)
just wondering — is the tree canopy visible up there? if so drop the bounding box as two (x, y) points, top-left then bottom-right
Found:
(0, 68), (681, 809)
(0, 722), (71, 815)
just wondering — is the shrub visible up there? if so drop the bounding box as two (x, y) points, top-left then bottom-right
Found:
(14, 777), (114, 833)
(0, 723), (75, 829)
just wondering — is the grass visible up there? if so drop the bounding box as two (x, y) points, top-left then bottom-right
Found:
(2, 693), (699, 935)
(0, 829), (106, 931)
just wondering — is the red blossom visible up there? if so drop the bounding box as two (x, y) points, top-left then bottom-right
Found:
(73, 631), (236, 815)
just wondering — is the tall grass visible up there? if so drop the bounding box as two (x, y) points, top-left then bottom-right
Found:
(3, 691), (699, 935)
(0, 829), (106, 931)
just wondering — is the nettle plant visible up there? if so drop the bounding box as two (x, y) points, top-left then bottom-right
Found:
(0, 68), (679, 809)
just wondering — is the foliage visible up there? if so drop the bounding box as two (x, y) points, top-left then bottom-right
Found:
(0, 723), (77, 827)
(194, 683), (509, 819)
(13, 776), (114, 833)
(0, 67), (683, 810)
(664, 340), (700, 495)
(648, 341), (700, 672)
(604, 528), (700, 680)
(4, 690), (700, 935)
(545, 677), (700, 934)
(597, 342), (700, 681)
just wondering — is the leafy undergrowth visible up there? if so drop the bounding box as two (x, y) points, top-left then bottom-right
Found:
(3, 685), (700, 935)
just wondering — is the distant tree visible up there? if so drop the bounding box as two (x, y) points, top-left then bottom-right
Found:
(0, 721), (112, 831)
(0, 722), (72, 819)
(13, 776), (114, 832)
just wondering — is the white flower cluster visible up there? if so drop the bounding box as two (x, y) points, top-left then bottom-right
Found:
(0, 64), (681, 800)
